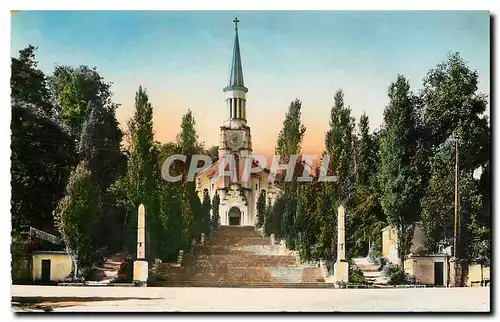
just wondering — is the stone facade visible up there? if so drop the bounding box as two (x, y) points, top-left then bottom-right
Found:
(195, 19), (280, 227)
(31, 251), (73, 282)
(404, 254), (449, 286)
(381, 223), (427, 265)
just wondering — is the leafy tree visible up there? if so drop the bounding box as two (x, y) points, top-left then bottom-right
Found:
(420, 53), (490, 269)
(322, 90), (356, 263)
(204, 145), (219, 163)
(11, 45), (52, 113)
(175, 110), (203, 244)
(158, 182), (185, 260)
(275, 99), (307, 159)
(110, 86), (162, 259)
(378, 75), (423, 269)
(350, 113), (385, 257)
(211, 192), (220, 233)
(256, 190), (267, 228)
(421, 140), (455, 252)
(54, 161), (101, 270)
(459, 174), (488, 265)
(78, 102), (125, 193)
(421, 52), (489, 172)
(201, 190), (212, 235)
(274, 99), (306, 249)
(49, 65), (116, 136)
(325, 89), (356, 207)
(11, 46), (76, 234)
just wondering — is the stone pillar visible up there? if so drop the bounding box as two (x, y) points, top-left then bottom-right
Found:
(200, 233), (205, 246)
(133, 204), (148, 286)
(333, 204), (349, 286)
(319, 259), (329, 281)
(270, 234), (275, 246)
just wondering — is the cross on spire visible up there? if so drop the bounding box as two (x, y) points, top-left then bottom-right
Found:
(233, 17), (239, 31)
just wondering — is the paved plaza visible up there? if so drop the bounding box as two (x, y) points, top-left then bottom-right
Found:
(11, 285), (490, 312)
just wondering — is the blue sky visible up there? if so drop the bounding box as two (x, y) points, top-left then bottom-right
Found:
(11, 11), (490, 155)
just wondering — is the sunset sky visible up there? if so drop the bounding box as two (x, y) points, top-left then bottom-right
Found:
(11, 11), (490, 157)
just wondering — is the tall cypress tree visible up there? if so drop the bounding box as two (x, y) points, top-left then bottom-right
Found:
(323, 90), (355, 262)
(378, 75), (423, 269)
(211, 193), (220, 233)
(275, 99), (306, 249)
(110, 86), (161, 259)
(256, 190), (267, 229)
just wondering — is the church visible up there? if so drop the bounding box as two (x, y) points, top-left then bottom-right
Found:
(196, 18), (280, 226)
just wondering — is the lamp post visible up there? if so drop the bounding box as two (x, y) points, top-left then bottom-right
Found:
(453, 135), (459, 259)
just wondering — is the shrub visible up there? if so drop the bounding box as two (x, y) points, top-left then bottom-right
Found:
(384, 264), (415, 285)
(349, 267), (368, 284)
(116, 254), (133, 282)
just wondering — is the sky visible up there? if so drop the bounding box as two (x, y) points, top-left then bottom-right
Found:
(10, 10), (490, 157)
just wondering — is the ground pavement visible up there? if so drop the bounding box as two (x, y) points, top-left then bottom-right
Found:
(11, 285), (490, 312)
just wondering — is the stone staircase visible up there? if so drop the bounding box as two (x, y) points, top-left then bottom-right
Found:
(154, 226), (326, 287)
(352, 257), (389, 286)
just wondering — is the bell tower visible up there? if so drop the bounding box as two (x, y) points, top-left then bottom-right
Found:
(219, 17), (252, 160)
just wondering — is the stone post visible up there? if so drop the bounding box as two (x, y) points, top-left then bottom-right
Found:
(200, 233), (205, 246)
(270, 234), (275, 246)
(333, 204), (349, 286)
(133, 204), (148, 286)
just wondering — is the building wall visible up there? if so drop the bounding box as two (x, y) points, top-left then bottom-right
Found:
(32, 253), (73, 282)
(467, 264), (490, 286)
(382, 224), (427, 264)
(382, 227), (399, 264)
(404, 256), (448, 285)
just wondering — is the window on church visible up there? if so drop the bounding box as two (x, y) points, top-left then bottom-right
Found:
(255, 184), (258, 190)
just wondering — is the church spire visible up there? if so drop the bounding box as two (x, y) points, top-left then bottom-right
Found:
(224, 17), (247, 93)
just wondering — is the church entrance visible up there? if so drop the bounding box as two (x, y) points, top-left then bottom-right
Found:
(228, 207), (241, 226)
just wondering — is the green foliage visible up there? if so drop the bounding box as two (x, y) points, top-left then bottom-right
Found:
(49, 65), (116, 136)
(109, 86), (163, 259)
(158, 183), (185, 261)
(175, 110), (204, 243)
(177, 109), (203, 157)
(421, 142), (455, 252)
(422, 52), (489, 171)
(211, 193), (221, 233)
(350, 113), (386, 257)
(256, 190), (266, 228)
(11, 45), (52, 113)
(204, 145), (219, 163)
(11, 46), (76, 234)
(325, 89), (356, 207)
(420, 53), (490, 267)
(264, 195), (284, 237)
(54, 161), (101, 268)
(274, 99), (306, 249)
(275, 99), (306, 158)
(378, 75), (423, 268)
(349, 267), (368, 285)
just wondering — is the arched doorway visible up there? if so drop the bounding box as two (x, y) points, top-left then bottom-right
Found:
(228, 207), (241, 226)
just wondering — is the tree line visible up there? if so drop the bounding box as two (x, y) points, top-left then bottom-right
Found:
(256, 53), (490, 275)
(11, 46), (219, 277)
(11, 46), (490, 280)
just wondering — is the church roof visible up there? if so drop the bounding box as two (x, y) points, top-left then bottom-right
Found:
(198, 157), (270, 181)
(224, 18), (248, 93)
